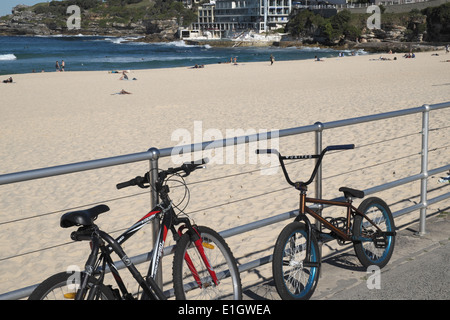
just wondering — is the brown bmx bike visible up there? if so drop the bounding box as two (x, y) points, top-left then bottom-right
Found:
(257, 145), (396, 300)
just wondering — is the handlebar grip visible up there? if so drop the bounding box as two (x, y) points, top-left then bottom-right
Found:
(197, 158), (209, 165)
(116, 177), (139, 189)
(183, 158), (208, 169)
(325, 144), (355, 151)
(255, 149), (279, 155)
(116, 181), (133, 190)
(175, 158), (209, 176)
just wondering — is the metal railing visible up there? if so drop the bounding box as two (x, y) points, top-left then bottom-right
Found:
(0, 102), (449, 300)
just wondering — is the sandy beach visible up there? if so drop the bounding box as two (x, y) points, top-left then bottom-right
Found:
(0, 50), (449, 297)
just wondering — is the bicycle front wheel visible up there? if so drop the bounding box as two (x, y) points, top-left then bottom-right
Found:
(173, 226), (242, 300)
(272, 222), (320, 300)
(353, 197), (396, 269)
(28, 271), (117, 300)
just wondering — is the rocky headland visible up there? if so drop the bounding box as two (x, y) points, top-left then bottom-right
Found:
(0, 4), (179, 41)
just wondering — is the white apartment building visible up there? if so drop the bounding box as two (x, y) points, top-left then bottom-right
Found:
(192, 0), (292, 37)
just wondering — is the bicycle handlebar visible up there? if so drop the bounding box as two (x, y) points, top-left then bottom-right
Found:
(116, 176), (146, 190)
(255, 149), (279, 155)
(166, 158), (209, 177)
(116, 158), (209, 190)
(256, 144), (354, 189)
(324, 144), (355, 152)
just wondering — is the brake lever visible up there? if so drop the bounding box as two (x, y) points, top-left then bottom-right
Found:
(180, 171), (190, 178)
(137, 174), (150, 188)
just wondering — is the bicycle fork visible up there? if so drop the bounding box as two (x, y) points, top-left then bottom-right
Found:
(178, 225), (219, 288)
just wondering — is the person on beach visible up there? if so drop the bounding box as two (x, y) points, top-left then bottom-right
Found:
(55, 61), (60, 72)
(2, 77), (13, 83)
(315, 56), (323, 62)
(61, 60), (65, 72)
(403, 53), (415, 58)
(119, 71), (129, 80)
(270, 54), (274, 65)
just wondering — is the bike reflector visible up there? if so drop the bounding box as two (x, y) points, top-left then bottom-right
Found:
(203, 242), (215, 250)
(63, 292), (77, 299)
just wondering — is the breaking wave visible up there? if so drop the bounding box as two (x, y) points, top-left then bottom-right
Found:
(0, 54), (17, 61)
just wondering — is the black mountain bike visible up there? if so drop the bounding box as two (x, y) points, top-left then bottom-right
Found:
(257, 145), (396, 300)
(29, 159), (242, 300)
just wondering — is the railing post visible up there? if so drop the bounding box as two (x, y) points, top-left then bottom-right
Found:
(314, 122), (323, 230)
(418, 105), (430, 236)
(148, 147), (163, 286)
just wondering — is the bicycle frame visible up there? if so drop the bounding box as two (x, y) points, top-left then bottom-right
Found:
(299, 194), (385, 243)
(79, 207), (165, 300)
(83, 199), (218, 299)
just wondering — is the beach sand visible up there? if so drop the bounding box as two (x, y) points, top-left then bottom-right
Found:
(0, 50), (449, 297)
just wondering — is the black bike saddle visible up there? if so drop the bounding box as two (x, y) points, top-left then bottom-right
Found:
(339, 187), (365, 199)
(60, 204), (110, 228)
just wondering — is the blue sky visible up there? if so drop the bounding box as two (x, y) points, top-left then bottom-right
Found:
(0, 1), (63, 17)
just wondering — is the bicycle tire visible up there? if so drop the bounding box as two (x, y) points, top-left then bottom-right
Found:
(272, 222), (320, 300)
(353, 197), (396, 269)
(28, 271), (117, 300)
(172, 226), (242, 300)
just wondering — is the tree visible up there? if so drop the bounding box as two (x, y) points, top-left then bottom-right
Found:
(422, 3), (450, 41)
(285, 9), (359, 44)
(285, 10), (325, 38)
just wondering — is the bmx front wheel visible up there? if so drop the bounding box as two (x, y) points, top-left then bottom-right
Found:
(272, 222), (320, 300)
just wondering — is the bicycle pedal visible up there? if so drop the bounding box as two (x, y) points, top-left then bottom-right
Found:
(373, 237), (387, 249)
(303, 261), (320, 268)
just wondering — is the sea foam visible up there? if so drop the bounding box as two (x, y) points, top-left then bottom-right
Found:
(0, 54), (17, 61)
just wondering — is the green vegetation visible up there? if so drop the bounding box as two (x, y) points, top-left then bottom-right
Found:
(30, 0), (197, 28)
(284, 3), (450, 44)
(285, 10), (364, 44)
(422, 3), (450, 41)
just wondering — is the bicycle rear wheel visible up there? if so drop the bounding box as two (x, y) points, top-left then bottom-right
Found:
(272, 222), (320, 300)
(353, 197), (395, 269)
(172, 226), (242, 300)
(28, 271), (116, 300)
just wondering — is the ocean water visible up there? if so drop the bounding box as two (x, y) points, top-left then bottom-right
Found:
(0, 35), (359, 75)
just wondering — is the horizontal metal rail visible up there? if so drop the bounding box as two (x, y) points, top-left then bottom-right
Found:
(0, 102), (449, 300)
